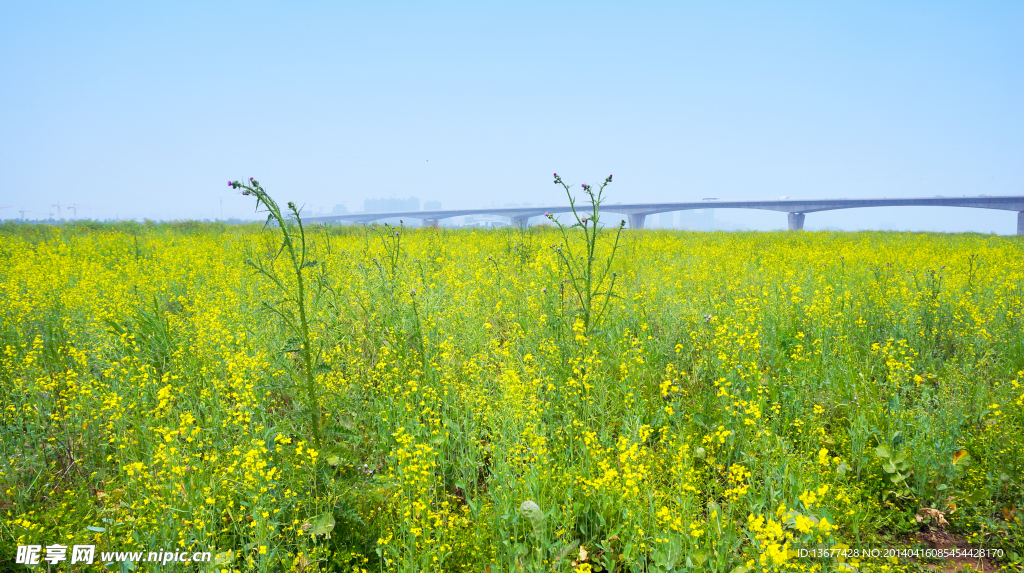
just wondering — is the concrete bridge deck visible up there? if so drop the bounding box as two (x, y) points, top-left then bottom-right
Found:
(306, 195), (1024, 234)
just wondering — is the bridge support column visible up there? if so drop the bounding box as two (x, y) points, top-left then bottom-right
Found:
(422, 218), (439, 228)
(511, 215), (530, 228)
(628, 213), (647, 229)
(1018, 211), (1023, 235)
(788, 212), (805, 231)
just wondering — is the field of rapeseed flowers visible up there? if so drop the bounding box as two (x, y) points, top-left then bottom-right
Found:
(2, 201), (1023, 571)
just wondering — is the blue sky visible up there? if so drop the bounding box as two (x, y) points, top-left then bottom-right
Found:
(1, 1), (1021, 232)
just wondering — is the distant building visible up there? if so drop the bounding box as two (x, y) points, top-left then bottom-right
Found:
(331, 204), (348, 214)
(424, 200), (442, 210)
(678, 209), (714, 230)
(364, 197), (420, 212)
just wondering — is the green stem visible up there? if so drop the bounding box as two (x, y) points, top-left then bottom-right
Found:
(292, 219), (323, 450)
(553, 177), (616, 333)
(238, 181), (323, 450)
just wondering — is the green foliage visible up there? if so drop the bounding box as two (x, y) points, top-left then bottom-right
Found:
(234, 177), (325, 450)
(547, 173), (625, 333)
(2, 220), (1024, 571)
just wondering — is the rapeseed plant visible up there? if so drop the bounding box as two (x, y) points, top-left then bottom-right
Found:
(1, 219), (1023, 571)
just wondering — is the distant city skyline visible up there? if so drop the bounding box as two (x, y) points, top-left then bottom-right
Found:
(2, 2), (1022, 233)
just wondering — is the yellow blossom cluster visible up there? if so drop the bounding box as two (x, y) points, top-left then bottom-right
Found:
(1, 222), (1022, 571)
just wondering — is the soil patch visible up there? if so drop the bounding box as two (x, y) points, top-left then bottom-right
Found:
(917, 530), (997, 573)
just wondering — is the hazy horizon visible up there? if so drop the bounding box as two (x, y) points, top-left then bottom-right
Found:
(2, 2), (1022, 233)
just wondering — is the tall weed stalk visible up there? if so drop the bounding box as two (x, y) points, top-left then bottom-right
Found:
(547, 173), (625, 333)
(233, 177), (324, 449)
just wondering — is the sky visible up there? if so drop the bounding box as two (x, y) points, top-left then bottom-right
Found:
(1, 1), (1022, 232)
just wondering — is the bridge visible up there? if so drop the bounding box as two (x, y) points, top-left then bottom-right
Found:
(306, 195), (1024, 234)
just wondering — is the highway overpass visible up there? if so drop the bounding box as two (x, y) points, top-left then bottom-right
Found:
(306, 195), (1024, 234)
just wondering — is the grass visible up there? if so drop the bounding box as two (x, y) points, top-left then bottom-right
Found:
(1, 218), (1022, 572)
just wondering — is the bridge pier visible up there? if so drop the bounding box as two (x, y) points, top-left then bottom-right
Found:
(511, 215), (530, 228)
(305, 196), (1024, 232)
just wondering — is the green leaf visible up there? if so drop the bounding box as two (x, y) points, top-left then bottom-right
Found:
(310, 512), (336, 537)
(875, 444), (892, 459)
(707, 500), (722, 518)
(214, 551), (235, 566)
(519, 501), (544, 530)
(892, 432), (905, 447)
(86, 526), (106, 532)
(965, 488), (989, 504)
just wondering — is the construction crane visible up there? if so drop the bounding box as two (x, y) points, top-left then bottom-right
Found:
(52, 201), (63, 218)
(69, 203), (92, 218)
